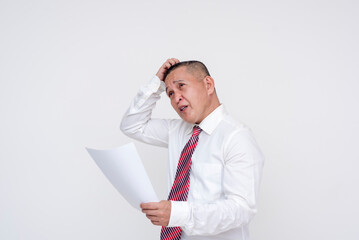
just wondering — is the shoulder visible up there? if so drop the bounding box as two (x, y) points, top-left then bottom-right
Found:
(216, 113), (252, 140)
(219, 115), (264, 164)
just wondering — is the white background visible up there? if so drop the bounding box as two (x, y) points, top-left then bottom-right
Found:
(1, 0), (358, 239)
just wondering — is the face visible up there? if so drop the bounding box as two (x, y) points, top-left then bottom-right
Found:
(165, 66), (213, 124)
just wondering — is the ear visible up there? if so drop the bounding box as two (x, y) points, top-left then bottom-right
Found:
(204, 76), (215, 95)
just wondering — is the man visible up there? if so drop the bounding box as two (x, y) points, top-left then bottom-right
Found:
(120, 58), (264, 240)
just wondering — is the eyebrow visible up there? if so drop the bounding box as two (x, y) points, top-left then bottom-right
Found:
(165, 80), (186, 94)
(173, 79), (185, 83)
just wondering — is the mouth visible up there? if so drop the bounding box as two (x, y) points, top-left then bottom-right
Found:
(179, 106), (188, 112)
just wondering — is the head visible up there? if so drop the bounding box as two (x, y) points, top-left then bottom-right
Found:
(164, 61), (220, 124)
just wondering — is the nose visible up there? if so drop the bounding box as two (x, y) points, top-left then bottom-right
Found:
(174, 92), (182, 104)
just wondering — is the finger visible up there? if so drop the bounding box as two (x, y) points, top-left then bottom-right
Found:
(141, 202), (156, 208)
(169, 58), (176, 66)
(172, 58), (180, 64)
(146, 213), (158, 220)
(140, 202), (159, 210)
(165, 59), (173, 65)
(142, 209), (158, 215)
(147, 215), (163, 225)
(151, 219), (161, 226)
(163, 62), (172, 70)
(146, 213), (157, 218)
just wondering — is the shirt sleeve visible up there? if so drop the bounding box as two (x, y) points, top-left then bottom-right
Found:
(120, 75), (172, 147)
(168, 129), (265, 236)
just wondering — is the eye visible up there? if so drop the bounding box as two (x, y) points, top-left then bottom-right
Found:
(179, 83), (185, 88)
(168, 91), (174, 97)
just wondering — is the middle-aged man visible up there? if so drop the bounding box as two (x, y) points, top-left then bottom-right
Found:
(120, 58), (264, 240)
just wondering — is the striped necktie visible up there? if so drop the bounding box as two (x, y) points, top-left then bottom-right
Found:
(160, 126), (202, 240)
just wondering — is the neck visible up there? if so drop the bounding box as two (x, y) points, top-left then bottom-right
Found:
(196, 96), (221, 124)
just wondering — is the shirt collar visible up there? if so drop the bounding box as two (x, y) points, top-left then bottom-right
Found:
(185, 104), (227, 136)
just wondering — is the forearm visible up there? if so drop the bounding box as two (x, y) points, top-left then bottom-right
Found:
(120, 75), (169, 147)
(169, 197), (256, 236)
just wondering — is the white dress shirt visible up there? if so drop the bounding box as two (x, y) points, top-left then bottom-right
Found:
(120, 76), (265, 240)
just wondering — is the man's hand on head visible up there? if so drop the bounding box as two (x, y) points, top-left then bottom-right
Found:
(156, 58), (180, 81)
(140, 200), (171, 226)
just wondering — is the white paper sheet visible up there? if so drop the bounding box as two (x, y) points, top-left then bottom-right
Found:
(86, 142), (158, 210)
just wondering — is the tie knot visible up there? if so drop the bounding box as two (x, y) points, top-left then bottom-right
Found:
(192, 126), (202, 136)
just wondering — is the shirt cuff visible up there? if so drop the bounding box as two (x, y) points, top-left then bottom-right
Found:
(148, 75), (166, 94)
(135, 75), (165, 109)
(167, 201), (190, 227)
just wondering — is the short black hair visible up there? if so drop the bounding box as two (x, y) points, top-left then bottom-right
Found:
(163, 60), (211, 81)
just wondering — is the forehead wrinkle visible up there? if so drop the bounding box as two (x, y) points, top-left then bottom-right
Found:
(172, 79), (186, 84)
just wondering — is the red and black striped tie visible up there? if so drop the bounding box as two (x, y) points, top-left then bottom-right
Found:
(160, 126), (202, 240)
